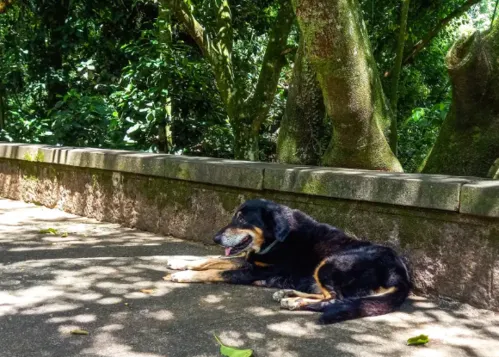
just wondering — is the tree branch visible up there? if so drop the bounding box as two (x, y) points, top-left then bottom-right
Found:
(163, 0), (235, 108)
(247, 0), (295, 132)
(161, 0), (213, 61)
(403, 0), (480, 66)
(214, 0), (233, 59)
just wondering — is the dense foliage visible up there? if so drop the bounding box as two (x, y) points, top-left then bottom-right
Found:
(0, 0), (496, 171)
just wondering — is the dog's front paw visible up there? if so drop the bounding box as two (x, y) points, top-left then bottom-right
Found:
(163, 271), (197, 283)
(272, 290), (296, 302)
(166, 259), (193, 270)
(166, 258), (204, 270)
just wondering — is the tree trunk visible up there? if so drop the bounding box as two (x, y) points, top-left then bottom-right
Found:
(422, 24), (499, 177)
(157, 4), (173, 153)
(389, 0), (410, 155)
(277, 37), (328, 165)
(292, 0), (402, 171)
(235, 0), (295, 161)
(41, 1), (70, 109)
(489, 158), (499, 179)
(166, 0), (294, 161)
(233, 123), (259, 161)
(0, 90), (5, 131)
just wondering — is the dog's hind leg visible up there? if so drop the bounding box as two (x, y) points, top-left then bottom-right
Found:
(279, 297), (333, 311)
(273, 290), (330, 302)
(276, 258), (337, 309)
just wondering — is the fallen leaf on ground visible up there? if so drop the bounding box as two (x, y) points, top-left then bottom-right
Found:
(70, 329), (89, 335)
(214, 335), (253, 357)
(61, 232), (69, 237)
(39, 228), (58, 235)
(407, 334), (429, 346)
(140, 289), (155, 294)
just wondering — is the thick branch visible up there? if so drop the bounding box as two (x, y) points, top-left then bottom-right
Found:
(247, 0), (295, 133)
(162, 0), (213, 61)
(403, 0), (480, 65)
(163, 0), (235, 108)
(214, 0), (232, 58)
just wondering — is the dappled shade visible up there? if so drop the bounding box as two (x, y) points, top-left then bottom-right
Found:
(1, 199), (499, 356)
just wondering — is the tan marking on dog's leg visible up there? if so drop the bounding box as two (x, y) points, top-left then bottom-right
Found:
(252, 280), (267, 286)
(313, 259), (333, 300)
(163, 270), (227, 283)
(193, 258), (248, 271)
(166, 257), (247, 271)
(372, 286), (397, 296)
(253, 261), (272, 268)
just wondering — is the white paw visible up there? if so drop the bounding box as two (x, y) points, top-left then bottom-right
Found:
(280, 297), (302, 310)
(163, 270), (197, 283)
(165, 259), (192, 270)
(272, 290), (295, 302)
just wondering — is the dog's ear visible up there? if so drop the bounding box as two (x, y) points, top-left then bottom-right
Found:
(269, 206), (291, 242)
(272, 213), (290, 242)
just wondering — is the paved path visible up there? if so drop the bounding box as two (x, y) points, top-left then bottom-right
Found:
(0, 198), (498, 357)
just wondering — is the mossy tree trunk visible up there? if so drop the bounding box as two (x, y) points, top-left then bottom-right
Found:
(157, 4), (173, 153)
(422, 23), (499, 177)
(388, 0), (410, 155)
(164, 0), (294, 160)
(277, 37), (328, 165)
(489, 159), (499, 179)
(292, 0), (402, 171)
(0, 86), (5, 130)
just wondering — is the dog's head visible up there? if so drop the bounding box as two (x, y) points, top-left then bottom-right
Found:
(214, 199), (293, 256)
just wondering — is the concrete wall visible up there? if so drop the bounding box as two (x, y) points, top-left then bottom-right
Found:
(0, 143), (498, 310)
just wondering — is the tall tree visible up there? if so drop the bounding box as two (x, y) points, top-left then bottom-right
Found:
(157, 4), (173, 153)
(388, 0), (410, 155)
(292, 0), (402, 171)
(422, 19), (499, 177)
(277, 37), (327, 165)
(0, 86), (5, 130)
(163, 0), (294, 160)
(38, 0), (71, 108)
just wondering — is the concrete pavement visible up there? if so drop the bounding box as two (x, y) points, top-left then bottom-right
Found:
(0, 198), (498, 357)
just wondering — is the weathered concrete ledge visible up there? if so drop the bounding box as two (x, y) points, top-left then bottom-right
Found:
(0, 143), (497, 216)
(0, 143), (498, 311)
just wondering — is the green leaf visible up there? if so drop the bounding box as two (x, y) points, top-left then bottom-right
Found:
(39, 228), (58, 235)
(214, 335), (253, 357)
(407, 334), (429, 346)
(70, 329), (89, 335)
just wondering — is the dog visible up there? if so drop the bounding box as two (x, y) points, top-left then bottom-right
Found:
(164, 199), (411, 324)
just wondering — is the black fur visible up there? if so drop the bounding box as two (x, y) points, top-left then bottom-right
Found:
(214, 199), (412, 324)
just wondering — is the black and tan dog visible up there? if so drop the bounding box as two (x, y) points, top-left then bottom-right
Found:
(164, 199), (411, 324)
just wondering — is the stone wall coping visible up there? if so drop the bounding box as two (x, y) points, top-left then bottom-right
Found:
(0, 142), (497, 217)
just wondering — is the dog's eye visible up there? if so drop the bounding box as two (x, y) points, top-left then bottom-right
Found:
(235, 211), (246, 223)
